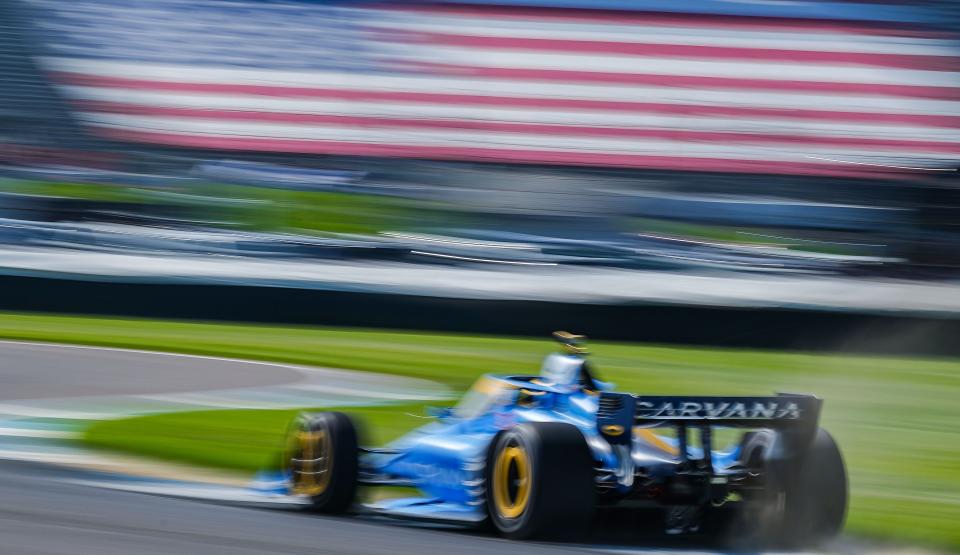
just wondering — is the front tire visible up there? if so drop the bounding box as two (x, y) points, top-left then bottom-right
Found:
(485, 422), (595, 540)
(285, 411), (359, 513)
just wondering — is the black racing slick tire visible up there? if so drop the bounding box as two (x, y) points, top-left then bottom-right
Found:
(485, 422), (595, 540)
(285, 411), (359, 513)
(779, 428), (848, 548)
(707, 428), (847, 550)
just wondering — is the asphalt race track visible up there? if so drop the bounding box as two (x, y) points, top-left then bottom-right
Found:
(0, 340), (304, 401)
(0, 460), (614, 555)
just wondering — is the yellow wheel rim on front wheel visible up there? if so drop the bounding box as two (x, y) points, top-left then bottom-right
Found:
(492, 443), (531, 519)
(290, 428), (332, 496)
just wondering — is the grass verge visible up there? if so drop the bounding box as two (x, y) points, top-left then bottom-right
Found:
(84, 404), (443, 473)
(0, 312), (957, 550)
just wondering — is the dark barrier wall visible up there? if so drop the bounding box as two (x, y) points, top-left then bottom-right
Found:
(1, 274), (959, 356)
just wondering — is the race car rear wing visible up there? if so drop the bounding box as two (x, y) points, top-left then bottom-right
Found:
(597, 392), (822, 459)
(632, 394), (821, 426)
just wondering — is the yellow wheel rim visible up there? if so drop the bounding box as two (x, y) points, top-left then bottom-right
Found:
(492, 443), (531, 519)
(289, 428), (332, 496)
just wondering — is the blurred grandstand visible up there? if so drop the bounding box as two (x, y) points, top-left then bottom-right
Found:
(0, 0), (958, 279)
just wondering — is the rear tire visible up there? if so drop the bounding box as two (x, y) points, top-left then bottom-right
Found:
(780, 428), (847, 548)
(485, 422), (595, 540)
(285, 411), (359, 513)
(706, 428), (847, 550)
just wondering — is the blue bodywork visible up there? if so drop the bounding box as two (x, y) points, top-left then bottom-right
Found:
(357, 373), (749, 523)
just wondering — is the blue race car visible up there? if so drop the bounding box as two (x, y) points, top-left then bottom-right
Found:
(283, 332), (847, 548)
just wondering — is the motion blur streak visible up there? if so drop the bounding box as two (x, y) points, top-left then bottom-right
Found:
(1, 0), (960, 553)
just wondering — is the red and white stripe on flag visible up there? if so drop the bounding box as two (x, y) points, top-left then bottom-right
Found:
(40, 4), (960, 178)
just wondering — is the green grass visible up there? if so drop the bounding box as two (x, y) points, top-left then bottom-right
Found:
(84, 404), (444, 473)
(0, 180), (145, 202)
(0, 179), (424, 235)
(198, 184), (418, 235)
(0, 311), (958, 550)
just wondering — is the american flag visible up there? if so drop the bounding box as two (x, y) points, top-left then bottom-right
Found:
(28, 0), (960, 178)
